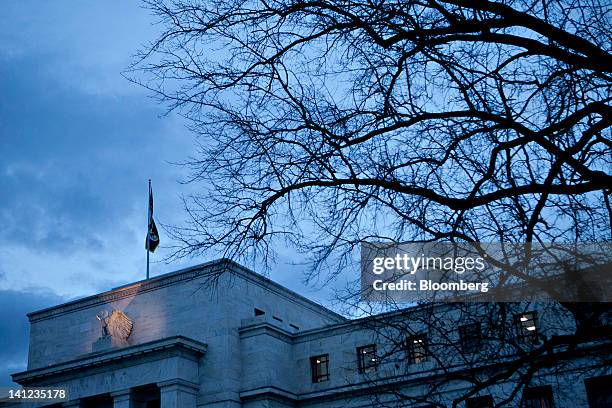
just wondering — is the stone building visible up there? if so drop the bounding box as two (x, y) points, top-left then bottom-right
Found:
(6, 259), (612, 407)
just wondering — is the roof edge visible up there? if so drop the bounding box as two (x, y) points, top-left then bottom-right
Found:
(27, 259), (345, 323)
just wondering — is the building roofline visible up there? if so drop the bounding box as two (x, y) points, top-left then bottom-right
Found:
(225, 259), (346, 322)
(27, 259), (346, 323)
(293, 302), (440, 340)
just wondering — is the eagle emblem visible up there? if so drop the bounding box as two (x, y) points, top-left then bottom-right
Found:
(96, 309), (133, 341)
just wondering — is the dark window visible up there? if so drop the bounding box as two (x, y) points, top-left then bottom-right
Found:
(272, 315), (283, 322)
(515, 311), (538, 343)
(289, 323), (300, 330)
(131, 384), (161, 408)
(459, 323), (482, 354)
(310, 354), (329, 383)
(585, 375), (612, 408)
(521, 386), (555, 408)
(467, 395), (494, 408)
(406, 333), (428, 364)
(254, 308), (265, 316)
(82, 394), (113, 408)
(357, 344), (378, 373)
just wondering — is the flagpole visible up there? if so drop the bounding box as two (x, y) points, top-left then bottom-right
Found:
(147, 179), (151, 280)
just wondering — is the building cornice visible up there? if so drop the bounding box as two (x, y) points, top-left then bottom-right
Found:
(240, 386), (298, 403)
(12, 336), (207, 385)
(239, 321), (295, 343)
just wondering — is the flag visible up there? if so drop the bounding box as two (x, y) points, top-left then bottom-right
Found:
(146, 182), (160, 252)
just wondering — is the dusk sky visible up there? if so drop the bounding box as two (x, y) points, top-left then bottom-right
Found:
(0, 0), (335, 386)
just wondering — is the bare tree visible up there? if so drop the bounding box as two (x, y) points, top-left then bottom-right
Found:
(130, 0), (611, 405)
(337, 299), (610, 407)
(131, 0), (611, 263)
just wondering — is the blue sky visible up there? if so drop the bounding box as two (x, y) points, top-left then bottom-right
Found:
(0, 0), (335, 387)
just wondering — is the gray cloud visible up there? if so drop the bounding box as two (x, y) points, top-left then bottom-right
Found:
(0, 289), (65, 387)
(0, 1), (200, 297)
(0, 51), (175, 254)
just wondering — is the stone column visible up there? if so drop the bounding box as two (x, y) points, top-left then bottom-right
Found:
(158, 380), (198, 408)
(111, 389), (134, 408)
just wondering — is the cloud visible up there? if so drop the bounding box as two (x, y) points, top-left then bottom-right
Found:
(0, 0), (158, 96)
(0, 52), (168, 253)
(0, 288), (65, 387)
(0, 2), (199, 296)
(0, 46), (198, 295)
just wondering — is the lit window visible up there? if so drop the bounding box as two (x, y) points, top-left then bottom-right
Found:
(459, 323), (482, 354)
(357, 344), (378, 374)
(521, 385), (555, 408)
(406, 334), (428, 364)
(310, 354), (329, 383)
(516, 312), (538, 343)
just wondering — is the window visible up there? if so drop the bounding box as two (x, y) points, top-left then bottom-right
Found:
(254, 308), (265, 316)
(310, 354), (329, 383)
(521, 386), (555, 408)
(459, 323), (482, 354)
(357, 344), (378, 373)
(406, 334), (428, 364)
(516, 311), (538, 343)
(585, 375), (612, 408)
(466, 395), (493, 408)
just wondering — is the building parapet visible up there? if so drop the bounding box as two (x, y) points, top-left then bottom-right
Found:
(27, 259), (345, 323)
